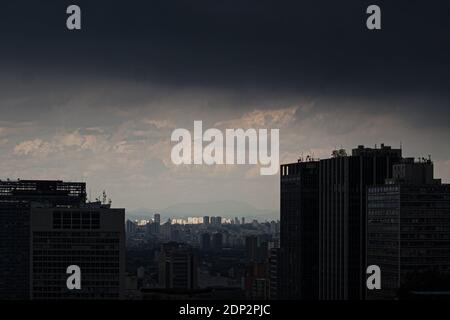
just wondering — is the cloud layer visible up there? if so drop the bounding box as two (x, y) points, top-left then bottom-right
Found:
(0, 1), (449, 213)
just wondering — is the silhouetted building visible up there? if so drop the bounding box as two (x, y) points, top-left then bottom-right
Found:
(280, 160), (320, 299)
(0, 180), (125, 300)
(367, 158), (450, 299)
(158, 242), (198, 290)
(203, 216), (210, 225)
(319, 144), (402, 300)
(31, 205), (125, 299)
(279, 144), (403, 300)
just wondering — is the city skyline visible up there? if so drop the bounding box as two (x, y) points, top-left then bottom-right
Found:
(2, 143), (450, 300)
(0, 142), (448, 215)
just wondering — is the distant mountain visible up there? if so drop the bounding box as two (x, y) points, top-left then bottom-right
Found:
(127, 200), (278, 222)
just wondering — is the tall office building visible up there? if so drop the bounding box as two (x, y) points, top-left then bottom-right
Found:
(279, 159), (320, 299)
(367, 158), (450, 299)
(158, 242), (198, 289)
(0, 180), (125, 299)
(318, 145), (402, 300)
(31, 205), (125, 299)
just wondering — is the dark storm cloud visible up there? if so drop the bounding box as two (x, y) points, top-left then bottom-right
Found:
(1, 0), (449, 96)
(1, 0), (450, 211)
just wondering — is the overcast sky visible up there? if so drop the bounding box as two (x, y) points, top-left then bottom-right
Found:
(0, 0), (449, 212)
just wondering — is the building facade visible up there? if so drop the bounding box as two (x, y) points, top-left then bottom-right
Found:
(280, 159), (320, 299)
(318, 145), (401, 300)
(31, 206), (125, 299)
(0, 180), (125, 299)
(158, 242), (198, 290)
(367, 159), (450, 299)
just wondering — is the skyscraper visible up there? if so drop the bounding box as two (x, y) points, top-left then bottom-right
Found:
(0, 180), (125, 300)
(319, 145), (401, 300)
(31, 205), (125, 299)
(280, 144), (403, 300)
(279, 159), (320, 299)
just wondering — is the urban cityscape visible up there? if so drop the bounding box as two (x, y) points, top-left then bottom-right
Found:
(1, 2), (450, 316)
(1, 144), (449, 300)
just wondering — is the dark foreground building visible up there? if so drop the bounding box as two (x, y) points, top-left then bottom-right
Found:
(0, 180), (125, 299)
(280, 145), (403, 300)
(319, 145), (402, 300)
(367, 158), (450, 299)
(279, 159), (320, 299)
